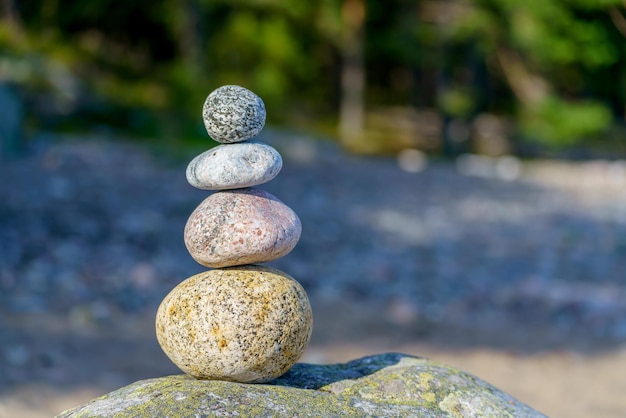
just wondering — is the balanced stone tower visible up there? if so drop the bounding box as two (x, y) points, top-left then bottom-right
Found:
(155, 85), (313, 383)
(58, 85), (546, 418)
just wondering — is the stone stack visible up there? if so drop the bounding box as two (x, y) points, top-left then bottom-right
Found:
(155, 85), (312, 383)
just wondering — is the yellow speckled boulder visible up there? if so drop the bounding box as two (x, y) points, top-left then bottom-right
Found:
(57, 353), (546, 417)
(155, 265), (312, 383)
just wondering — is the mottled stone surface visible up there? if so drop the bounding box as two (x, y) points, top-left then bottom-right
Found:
(184, 188), (301, 268)
(155, 266), (312, 383)
(186, 141), (282, 190)
(57, 353), (546, 417)
(202, 85), (266, 143)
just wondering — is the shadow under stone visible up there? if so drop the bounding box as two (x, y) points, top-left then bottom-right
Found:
(269, 352), (410, 389)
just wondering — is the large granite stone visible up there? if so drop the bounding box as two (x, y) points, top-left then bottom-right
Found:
(57, 353), (546, 417)
(156, 266), (312, 383)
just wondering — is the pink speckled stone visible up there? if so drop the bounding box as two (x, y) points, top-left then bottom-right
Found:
(155, 266), (313, 382)
(184, 188), (301, 268)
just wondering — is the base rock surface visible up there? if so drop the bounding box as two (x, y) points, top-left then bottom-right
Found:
(57, 353), (545, 417)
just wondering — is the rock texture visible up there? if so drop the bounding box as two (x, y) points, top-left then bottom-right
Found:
(57, 353), (546, 417)
(184, 188), (301, 268)
(186, 141), (282, 190)
(155, 266), (312, 382)
(202, 85), (266, 143)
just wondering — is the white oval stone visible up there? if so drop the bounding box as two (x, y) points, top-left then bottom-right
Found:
(184, 188), (301, 268)
(155, 266), (313, 383)
(203, 85), (266, 143)
(186, 142), (282, 190)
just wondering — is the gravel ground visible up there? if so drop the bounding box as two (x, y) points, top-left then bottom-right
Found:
(1, 131), (626, 417)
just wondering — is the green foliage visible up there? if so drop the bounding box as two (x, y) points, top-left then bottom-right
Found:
(442, 0), (623, 146)
(437, 87), (479, 119)
(520, 97), (613, 146)
(2, 0), (625, 151)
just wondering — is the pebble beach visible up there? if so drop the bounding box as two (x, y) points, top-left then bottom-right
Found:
(2, 130), (626, 417)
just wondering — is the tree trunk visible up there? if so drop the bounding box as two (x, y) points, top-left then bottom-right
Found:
(338, 0), (366, 149)
(2, 0), (18, 21)
(179, 0), (203, 78)
(2, 0), (24, 38)
(495, 48), (549, 106)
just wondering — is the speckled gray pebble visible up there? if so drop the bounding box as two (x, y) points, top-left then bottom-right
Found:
(155, 266), (313, 383)
(184, 188), (301, 268)
(186, 141), (282, 190)
(203, 85), (266, 143)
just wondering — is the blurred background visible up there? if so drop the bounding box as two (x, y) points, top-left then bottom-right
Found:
(2, 0), (626, 154)
(1, 1), (626, 417)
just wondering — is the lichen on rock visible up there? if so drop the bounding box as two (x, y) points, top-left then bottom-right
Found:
(57, 353), (546, 417)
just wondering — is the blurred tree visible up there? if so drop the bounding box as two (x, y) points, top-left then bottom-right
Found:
(362, 0), (624, 151)
(2, 0), (625, 152)
(449, 0), (623, 146)
(338, 0), (366, 149)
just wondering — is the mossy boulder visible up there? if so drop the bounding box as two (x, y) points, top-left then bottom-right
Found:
(57, 353), (545, 417)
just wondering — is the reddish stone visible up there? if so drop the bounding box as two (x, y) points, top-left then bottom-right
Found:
(184, 188), (301, 268)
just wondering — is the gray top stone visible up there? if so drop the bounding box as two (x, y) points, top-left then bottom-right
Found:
(56, 353), (546, 417)
(186, 141), (282, 190)
(202, 85), (266, 143)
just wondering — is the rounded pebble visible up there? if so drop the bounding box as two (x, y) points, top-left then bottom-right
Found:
(186, 141), (282, 190)
(184, 188), (301, 268)
(202, 85), (266, 143)
(155, 265), (313, 383)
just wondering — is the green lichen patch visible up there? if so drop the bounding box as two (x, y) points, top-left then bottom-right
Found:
(57, 353), (546, 418)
